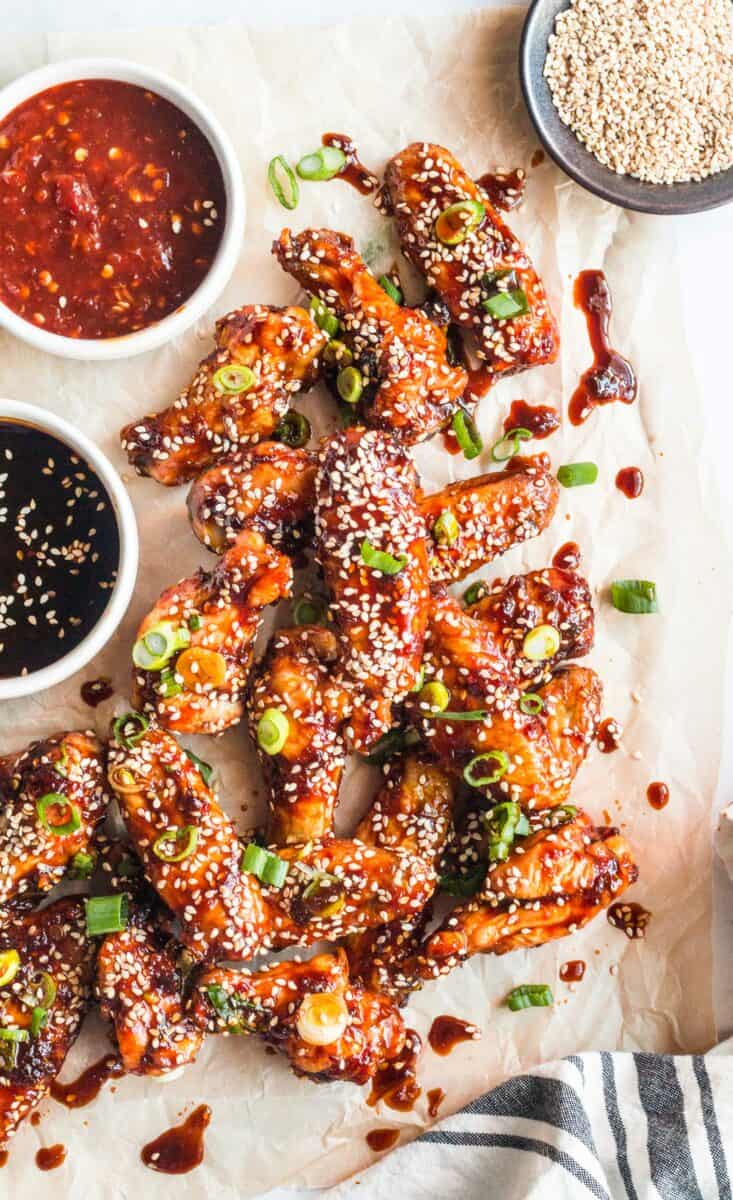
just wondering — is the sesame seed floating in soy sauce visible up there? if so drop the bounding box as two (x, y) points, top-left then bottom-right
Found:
(0, 421), (119, 678)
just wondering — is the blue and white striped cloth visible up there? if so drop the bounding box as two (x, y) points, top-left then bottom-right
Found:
(333, 1040), (733, 1199)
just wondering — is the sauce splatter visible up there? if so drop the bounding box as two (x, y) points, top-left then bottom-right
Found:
(80, 677), (114, 707)
(321, 133), (378, 195)
(569, 270), (637, 426)
(0, 1150), (8, 1168)
(427, 1087), (446, 1119)
(50, 1054), (123, 1108)
(428, 1015), (480, 1056)
(647, 781), (670, 810)
(504, 399), (560, 440)
(506, 451), (552, 474)
(560, 960), (586, 983)
(366, 1128), (400, 1153)
(552, 541), (581, 571)
(476, 167), (526, 211)
(141, 1104), (211, 1175)
(368, 1029), (422, 1111)
(30, 1111), (42, 1126)
(596, 717), (622, 754)
(36, 1145), (66, 1171)
(608, 901), (651, 940)
(616, 467), (644, 499)
(531, 149), (546, 168)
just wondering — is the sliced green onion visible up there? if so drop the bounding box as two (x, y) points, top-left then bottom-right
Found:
(439, 865), (486, 897)
(188, 613), (202, 632)
(310, 296), (340, 338)
(34, 972), (57, 1010)
(378, 275), (403, 304)
(411, 666), (425, 693)
(463, 750), (509, 788)
(363, 726), (420, 766)
(241, 844), (267, 877)
(112, 711), (149, 749)
(184, 750), (214, 787)
(551, 804), (577, 826)
(297, 145), (347, 181)
(69, 850), (97, 880)
(273, 410), (311, 449)
(432, 510), (460, 546)
(483, 289), (529, 320)
(491, 427), (532, 463)
(241, 843), (289, 888)
(257, 708), (290, 755)
(0, 950), (20, 987)
(153, 826), (199, 863)
(452, 409), (483, 460)
(54, 744), (70, 779)
(506, 983), (553, 1012)
(293, 596), (327, 626)
(360, 537), (407, 576)
(85, 894), (129, 937)
(0, 1027), (29, 1067)
(522, 624), (561, 662)
(484, 801), (529, 862)
(132, 621), (190, 672)
(519, 692), (544, 716)
(212, 364), (256, 395)
(435, 199), (485, 245)
(36, 793), (81, 837)
(418, 681), (451, 714)
(268, 155), (299, 210)
(433, 709), (490, 722)
(482, 268), (517, 291)
(611, 580), (658, 615)
(157, 667), (182, 699)
(323, 339), (353, 368)
(205, 984), (261, 1033)
(302, 871), (339, 901)
(557, 462), (599, 488)
(337, 365), (363, 405)
(30, 1007), (48, 1037)
(463, 581), (487, 607)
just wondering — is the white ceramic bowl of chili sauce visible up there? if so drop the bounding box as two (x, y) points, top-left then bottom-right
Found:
(0, 58), (245, 360)
(0, 399), (138, 701)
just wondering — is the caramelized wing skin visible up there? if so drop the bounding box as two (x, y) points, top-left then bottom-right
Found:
(0, 898), (95, 1145)
(107, 726), (269, 962)
(190, 949), (407, 1086)
(315, 428), (430, 751)
(248, 626), (351, 843)
(382, 144), (559, 377)
(132, 529), (292, 734)
(274, 228), (467, 443)
(97, 914), (203, 1076)
(120, 305), (326, 486)
(0, 731), (109, 905)
(187, 441), (317, 555)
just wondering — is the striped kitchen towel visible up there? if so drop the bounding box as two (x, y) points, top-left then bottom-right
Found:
(334, 1040), (733, 1199)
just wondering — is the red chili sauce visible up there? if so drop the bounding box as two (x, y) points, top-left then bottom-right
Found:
(0, 79), (226, 339)
(141, 1104), (211, 1174)
(616, 467), (644, 499)
(504, 399), (560, 440)
(569, 270), (637, 426)
(553, 541), (581, 571)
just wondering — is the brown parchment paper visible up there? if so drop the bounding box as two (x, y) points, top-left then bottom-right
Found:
(0, 8), (729, 1197)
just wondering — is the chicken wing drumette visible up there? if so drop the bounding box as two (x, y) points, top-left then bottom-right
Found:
(275, 228), (467, 443)
(382, 144), (558, 378)
(0, 731), (108, 905)
(315, 428), (430, 751)
(191, 949), (408, 1086)
(0, 898), (96, 1145)
(131, 529), (292, 735)
(120, 304), (326, 486)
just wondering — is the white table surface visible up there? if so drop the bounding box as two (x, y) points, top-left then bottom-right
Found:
(4, 0), (733, 1194)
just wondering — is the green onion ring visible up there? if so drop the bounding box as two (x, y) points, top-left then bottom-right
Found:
(296, 145), (347, 181)
(212, 364), (256, 395)
(519, 692), (544, 716)
(36, 793), (81, 837)
(360, 537), (407, 576)
(153, 825), (199, 863)
(273, 411), (311, 449)
(557, 462), (599, 488)
(112, 711), (149, 749)
(378, 275), (403, 304)
(491, 427), (532, 463)
(267, 155), (299, 210)
(452, 409), (483, 460)
(463, 750), (509, 788)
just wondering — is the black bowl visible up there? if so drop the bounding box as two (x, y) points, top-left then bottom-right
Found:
(519, 0), (733, 215)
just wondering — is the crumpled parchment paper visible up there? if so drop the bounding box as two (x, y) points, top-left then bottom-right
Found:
(0, 8), (730, 1198)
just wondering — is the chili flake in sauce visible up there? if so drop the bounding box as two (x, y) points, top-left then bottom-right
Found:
(0, 79), (226, 339)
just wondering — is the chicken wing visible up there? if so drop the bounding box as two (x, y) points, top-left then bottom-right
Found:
(132, 529), (292, 735)
(315, 428), (430, 751)
(120, 304), (326, 486)
(382, 144), (558, 377)
(248, 625), (351, 844)
(0, 731), (109, 905)
(0, 898), (95, 1145)
(190, 949), (408, 1086)
(274, 228), (467, 443)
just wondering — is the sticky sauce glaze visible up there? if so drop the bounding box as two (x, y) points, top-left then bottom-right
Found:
(475, 167), (526, 211)
(552, 541), (581, 571)
(560, 960), (586, 983)
(50, 1054), (123, 1108)
(428, 1015), (480, 1056)
(596, 718), (622, 754)
(36, 1145), (67, 1171)
(141, 1104), (212, 1174)
(608, 901), (651, 939)
(616, 467), (644, 498)
(427, 1087), (447, 1119)
(80, 676), (114, 706)
(368, 1029), (422, 1111)
(647, 781), (670, 810)
(366, 1128), (400, 1153)
(504, 399), (560, 440)
(569, 270), (637, 426)
(321, 133), (379, 195)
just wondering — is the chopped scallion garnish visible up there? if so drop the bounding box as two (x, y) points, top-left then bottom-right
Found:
(256, 708), (290, 756)
(463, 581), (487, 607)
(557, 462), (599, 488)
(360, 537), (407, 576)
(484, 801), (529, 862)
(611, 579), (658, 614)
(267, 155), (299, 210)
(36, 793), (81, 837)
(439, 865), (486, 897)
(241, 843), (289, 888)
(519, 692), (544, 716)
(310, 296), (340, 338)
(432, 708), (490, 722)
(435, 199), (485, 245)
(0, 950), (20, 987)
(506, 983), (553, 1012)
(184, 750), (214, 788)
(452, 409), (483, 460)
(69, 850), (97, 880)
(273, 410), (311, 449)
(86, 894), (129, 937)
(378, 275), (403, 305)
(112, 711), (149, 749)
(418, 681), (451, 714)
(153, 825), (199, 863)
(491, 426), (532, 463)
(482, 288), (529, 320)
(293, 596), (328, 626)
(432, 510), (460, 546)
(522, 623), (561, 662)
(297, 145), (347, 181)
(336, 365), (363, 405)
(212, 364), (256, 395)
(463, 750), (509, 788)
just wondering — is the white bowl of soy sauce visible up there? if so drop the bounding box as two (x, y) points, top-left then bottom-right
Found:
(0, 399), (138, 700)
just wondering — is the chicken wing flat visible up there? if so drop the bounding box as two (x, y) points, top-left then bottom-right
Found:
(0, 731), (108, 905)
(382, 144), (559, 377)
(315, 429), (430, 751)
(132, 530), (292, 735)
(190, 949), (407, 1086)
(274, 228), (467, 443)
(120, 304), (327, 486)
(187, 441), (317, 555)
(0, 898), (95, 1145)
(248, 626), (351, 844)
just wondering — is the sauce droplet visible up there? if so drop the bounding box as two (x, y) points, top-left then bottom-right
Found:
(596, 717), (622, 754)
(36, 1145), (67, 1172)
(0, 1150), (9, 1168)
(366, 1128), (400, 1153)
(50, 1054), (123, 1108)
(80, 676), (114, 707)
(647, 781), (670, 810)
(506, 451), (552, 474)
(552, 541), (581, 571)
(615, 467), (644, 499)
(441, 427), (462, 456)
(368, 1029), (422, 1111)
(141, 1105), (212, 1175)
(504, 399), (560, 440)
(530, 149), (545, 168)
(427, 1087), (446, 1119)
(476, 167), (526, 211)
(569, 270), (637, 426)
(608, 901), (651, 940)
(321, 133), (378, 195)
(560, 959), (586, 983)
(428, 1015), (480, 1056)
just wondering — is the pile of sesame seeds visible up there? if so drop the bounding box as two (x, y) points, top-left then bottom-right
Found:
(544, 0), (733, 184)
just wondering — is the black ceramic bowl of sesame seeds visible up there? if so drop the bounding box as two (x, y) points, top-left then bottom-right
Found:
(0, 399), (138, 699)
(520, 0), (733, 215)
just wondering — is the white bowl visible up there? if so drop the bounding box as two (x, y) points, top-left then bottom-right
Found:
(0, 399), (138, 700)
(0, 58), (245, 361)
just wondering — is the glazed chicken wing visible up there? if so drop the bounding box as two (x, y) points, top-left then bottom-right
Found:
(0, 898), (95, 1145)
(248, 625), (351, 844)
(0, 731), (108, 905)
(120, 304), (326, 486)
(190, 949), (408, 1086)
(382, 144), (559, 377)
(315, 428), (430, 751)
(275, 228), (467, 443)
(132, 529), (292, 735)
